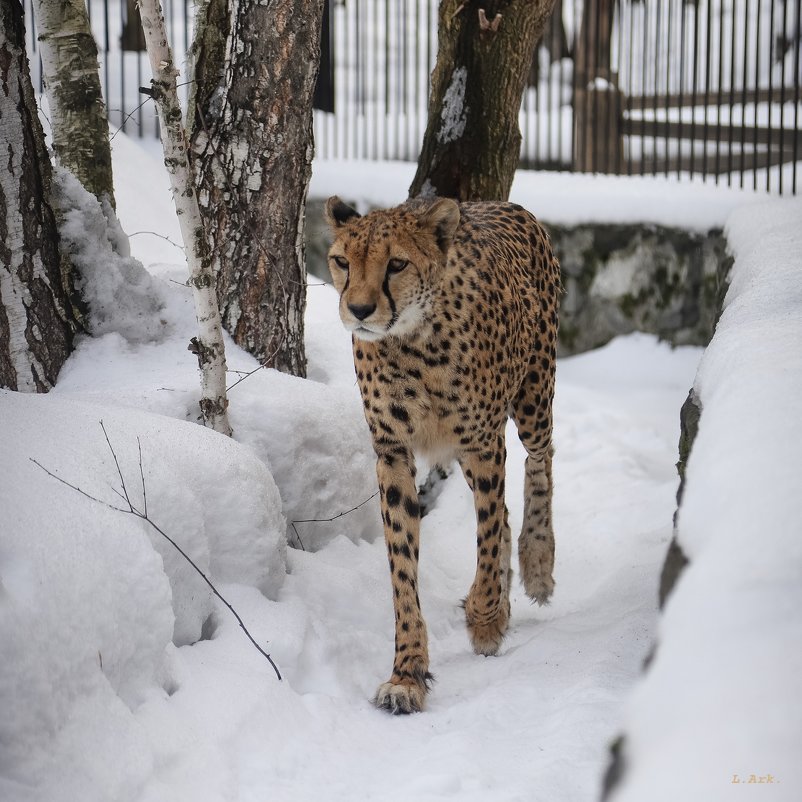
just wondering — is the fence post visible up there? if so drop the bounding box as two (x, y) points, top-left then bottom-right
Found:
(573, 80), (623, 173)
(572, 0), (623, 173)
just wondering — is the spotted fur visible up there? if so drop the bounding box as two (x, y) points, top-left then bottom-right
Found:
(325, 195), (560, 713)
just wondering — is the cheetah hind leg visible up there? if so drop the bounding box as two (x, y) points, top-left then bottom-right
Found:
(518, 448), (555, 604)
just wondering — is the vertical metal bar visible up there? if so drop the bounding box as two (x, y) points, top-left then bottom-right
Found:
(715, 0), (725, 181)
(592, 0), (600, 173)
(766, 0), (776, 191)
(740, 0), (750, 186)
(558, 3), (566, 171)
(689, 0), (700, 179)
(605, 0), (614, 175)
(754, 0), (762, 190)
(355, 0), (362, 158)
(120, 0), (126, 133)
(370, 0), (377, 161)
(702, 0), (713, 182)
(653, 0), (661, 176)
(794, 0), (801, 194)
(641, 1), (649, 175)
(413, 0), (420, 164)
(626, 0), (635, 175)
(398, 0), (409, 159)
(678, 0), (687, 178)
(778, 0), (789, 194)
(545, 12), (553, 166)
(728, 0), (739, 182)
(664, 0), (672, 177)
(384, 0), (390, 160)
(339, 0), (347, 159)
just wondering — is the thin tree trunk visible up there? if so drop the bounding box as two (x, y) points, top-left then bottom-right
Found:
(189, 0), (325, 377)
(138, 0), (232, 436)
(0, 0), (78, 392)
(31, 0), (115, 207)
(410, 0), (556, 202)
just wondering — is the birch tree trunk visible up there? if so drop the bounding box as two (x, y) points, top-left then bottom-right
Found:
(138, 0), (232, 436)
(409, 0), (556, 202)
(31, 0), (115, 207)
(0, 0), (78, 392)
(189, 0), (325, 377)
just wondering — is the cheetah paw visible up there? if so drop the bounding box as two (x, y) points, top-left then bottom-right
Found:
(518, 540), (555, 605)
(465, 600), (510, 656)
(373, 681), (426, 714)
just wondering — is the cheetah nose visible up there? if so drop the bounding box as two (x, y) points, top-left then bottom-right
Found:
(348, 303), (377, 321)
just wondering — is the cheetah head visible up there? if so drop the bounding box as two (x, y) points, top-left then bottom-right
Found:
(324, 196), (460, 342)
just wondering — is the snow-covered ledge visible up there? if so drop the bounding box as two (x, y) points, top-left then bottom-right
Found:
(605, 196), (802, 800)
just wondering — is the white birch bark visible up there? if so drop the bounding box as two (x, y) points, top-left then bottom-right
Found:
(138, 0), (232, 436)
(30, 0), (115, 206)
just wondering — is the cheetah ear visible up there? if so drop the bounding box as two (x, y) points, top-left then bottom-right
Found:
(418, 198), (460, 254)
(324, 196), (361, 228)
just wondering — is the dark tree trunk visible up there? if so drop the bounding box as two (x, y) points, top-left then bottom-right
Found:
(189, 0), (325, 377)
(0, 0), (78, 392)
(409, 0), (557, 202)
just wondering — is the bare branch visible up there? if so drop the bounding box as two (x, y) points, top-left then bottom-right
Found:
(292, 491), (379, 524)
(100, 420), (131, 509)
(127, 230), (187, 253)
(290, 522), (306, 551)
(137, 436), (148, 519)
(225, 334), (286, 392)
(31, 424), (282, 680)
(29, 459), (128, 514)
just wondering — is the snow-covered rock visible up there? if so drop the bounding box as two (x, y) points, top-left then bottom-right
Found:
(609, 197), (802, 802)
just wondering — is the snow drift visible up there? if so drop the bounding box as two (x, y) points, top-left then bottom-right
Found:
(610, 197), (802, 801)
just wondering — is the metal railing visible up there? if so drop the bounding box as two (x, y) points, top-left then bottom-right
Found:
(24, 0), (801, 194)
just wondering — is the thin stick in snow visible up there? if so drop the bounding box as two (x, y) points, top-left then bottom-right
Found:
(31, 421), (282, 680)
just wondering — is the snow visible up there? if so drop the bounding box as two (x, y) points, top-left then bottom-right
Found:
(437, 66), (468, 144)
(1, 131), (798, 801)
(309, 158), (764, 230)
(610, 197), (802, 802)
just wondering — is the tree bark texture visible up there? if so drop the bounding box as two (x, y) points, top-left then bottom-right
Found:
(189, 0), (325, 377)
(410, 0), (557, 202)
(0, 0), (77, 392)
(31, 0), (115, 207)
(138, 0), (232, 436)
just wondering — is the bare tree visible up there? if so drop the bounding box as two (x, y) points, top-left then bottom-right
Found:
(410, 0), (557, 202)
(0, 0), (80, 392)
(138, 0), (232, 436)
(30, 0), (115, 207)
(188, 0), (326, 377)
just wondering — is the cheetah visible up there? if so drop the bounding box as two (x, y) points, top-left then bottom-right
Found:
(324, 195), (560, 713)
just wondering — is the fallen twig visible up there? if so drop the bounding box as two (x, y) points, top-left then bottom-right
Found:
(31, 421), (282, 681)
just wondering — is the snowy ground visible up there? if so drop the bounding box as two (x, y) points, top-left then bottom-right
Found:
(1, 135), (798, 801)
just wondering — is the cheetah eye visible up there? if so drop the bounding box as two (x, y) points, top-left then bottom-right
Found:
(332, 255), (350, 270)
(387, 258), (408, 274)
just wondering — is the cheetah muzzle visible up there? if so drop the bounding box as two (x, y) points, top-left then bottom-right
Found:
(325, 195), (560, 713)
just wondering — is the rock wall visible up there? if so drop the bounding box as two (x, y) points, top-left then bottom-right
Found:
(549, 223), (731, 355)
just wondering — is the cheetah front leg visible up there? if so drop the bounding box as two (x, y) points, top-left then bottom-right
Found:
(373, 446), (431, 714)
(459, 434), (512, 656)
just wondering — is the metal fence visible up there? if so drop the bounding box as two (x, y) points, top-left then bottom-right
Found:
(24, 0), (802, 194)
